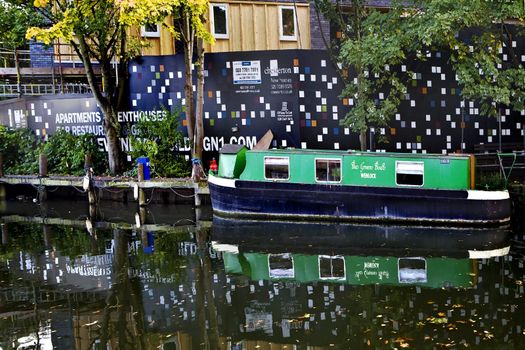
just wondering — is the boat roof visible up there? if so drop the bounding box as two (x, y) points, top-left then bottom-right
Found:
(247, 148), (471, 159)
(220, 144), (247, 154)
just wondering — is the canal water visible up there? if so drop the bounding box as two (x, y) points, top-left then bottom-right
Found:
(0, 200), (524, 349)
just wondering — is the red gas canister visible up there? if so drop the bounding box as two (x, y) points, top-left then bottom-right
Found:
(209, 158), (218, 174)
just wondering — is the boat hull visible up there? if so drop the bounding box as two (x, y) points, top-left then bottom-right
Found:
(208, 175), (511, 225)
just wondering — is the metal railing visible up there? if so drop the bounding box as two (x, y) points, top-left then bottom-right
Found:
(0, 83), (93, 98)
(0, 43), (108, 98)
(0, 83), (92, 97)
(475, 150), (525, 184)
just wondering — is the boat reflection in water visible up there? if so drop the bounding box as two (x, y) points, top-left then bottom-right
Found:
(212, 217), (515, 346)
(211, 217), (517, 347)
(212, 217), (512, 283)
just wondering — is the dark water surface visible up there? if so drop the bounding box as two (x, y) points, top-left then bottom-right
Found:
(0, 200), (524, 349)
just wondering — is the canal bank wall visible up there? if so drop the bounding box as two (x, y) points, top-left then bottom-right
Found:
(0, 175), (210, 206)
(2, 173), (525, 219)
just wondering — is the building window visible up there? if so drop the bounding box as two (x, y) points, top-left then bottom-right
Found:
(279, 6), (296, 41)
(319, 255), (346, 280)
(398, 257), (427, 283)
(141, 23), (160, 38)
(264, 157), (289, 180)
(396, 161), (424, 186)
(315, 158), (341, 182)
(211, 4), (228, 39)
(269, 253), (294, 279)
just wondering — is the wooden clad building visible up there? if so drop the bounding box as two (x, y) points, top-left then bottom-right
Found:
(133, 17), (178, 56)
(137, 1), (312, 54)
(54, 1), (313, 60)
(205, 1), (311, 52)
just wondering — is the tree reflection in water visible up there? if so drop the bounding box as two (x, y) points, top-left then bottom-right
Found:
(0, 211), (523, 349)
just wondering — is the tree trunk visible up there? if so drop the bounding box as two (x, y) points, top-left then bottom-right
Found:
(183, 12), (195, 149)
(103, 107), (122, 174)
(75, 37), (122, 175)
(192, 38), (206, 180)
(15, 50), (21, 97)
(100, 57), (122, 175)
(355, 5), (367, 153)
(359, 130), (367, 151)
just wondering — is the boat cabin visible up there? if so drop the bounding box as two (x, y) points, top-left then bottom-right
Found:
(218, 146), (476, 191)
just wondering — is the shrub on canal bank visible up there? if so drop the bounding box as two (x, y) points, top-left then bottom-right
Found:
(476, 173), (507, 191)
(1, 119), (192, 178)
(0, 126), (39, 174)
(41, 129), (108, 175)
(130, 108), (190, 178)
(0, 126), (108, 176)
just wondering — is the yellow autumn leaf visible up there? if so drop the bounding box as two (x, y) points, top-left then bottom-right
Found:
(483, 331), (494, 339)
(429, 317), (448, 324)
(33, 0), (49, 7)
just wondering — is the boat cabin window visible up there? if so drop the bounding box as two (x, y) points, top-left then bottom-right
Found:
(398, 257), (427, 283)
(264, 157), (290, 180)
(319, 255), (346, 280)
(396, 161), (424, 186)
(269, 253), (294, 279)
(315, 159), (341, 182)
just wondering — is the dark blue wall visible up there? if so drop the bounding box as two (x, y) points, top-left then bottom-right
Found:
(128, 49), (525, 154)
(1, 48), (523, 159)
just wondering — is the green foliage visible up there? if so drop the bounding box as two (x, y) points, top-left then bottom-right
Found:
(41, 130), (108, 175)
(378, 0), (525, 116)
(130, 108), (190, 178)
(315, 0), (525, 149)
(0, 222), (51, 264)
(476, 172), (507, 190)
(0, 126), (108, 175)
(52, 225), (103, 258)
(0, 126), (39, 174)
(400, 0), (525, 115)
(314, 0), (410, 150)
(0, 222), (111, 263)
(0, 2), (44, 50)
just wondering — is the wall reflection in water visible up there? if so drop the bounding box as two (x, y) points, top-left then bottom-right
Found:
(0, 203), (524, 349)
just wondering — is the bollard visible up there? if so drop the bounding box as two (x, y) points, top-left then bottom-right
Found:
(43, 224), (52, 248)
(87, 190), (96, 205)
(37, 153), (48, 201)
(194, 183), (201, 224)
(137, 162), (146, 206)
(87, 182), (96, 205)
(89, 204), (97, 222)
(0, 153), (4, 200)
(194, 183), (201, 207)
(139, 206), (148, 225)
(194, 191), (201, 207)
(84, 153), (93, 171)
(84, 153), (96, 205)
(195, 206), (202, 223)
(1, 223), (7, 245)
(87, 204), (97, 239)
(39, 153), (48, 177)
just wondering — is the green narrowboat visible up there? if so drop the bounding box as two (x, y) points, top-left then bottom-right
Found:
(208, 145), (511, 225)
